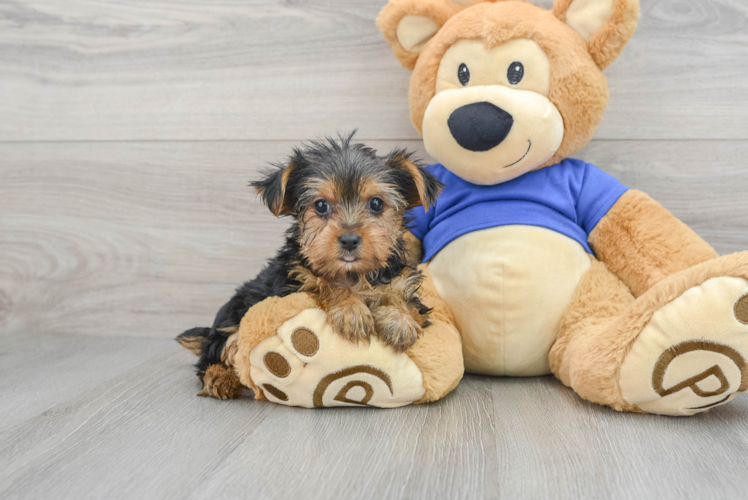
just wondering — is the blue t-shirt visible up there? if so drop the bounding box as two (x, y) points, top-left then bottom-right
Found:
(408, 159), (629, 262)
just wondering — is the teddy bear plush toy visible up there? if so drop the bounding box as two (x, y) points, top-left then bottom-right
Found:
(217, 0), (748, 415)
(374, 0), (748, 416)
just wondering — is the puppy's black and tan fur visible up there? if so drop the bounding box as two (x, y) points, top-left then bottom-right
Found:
(177, 134), (442, 399)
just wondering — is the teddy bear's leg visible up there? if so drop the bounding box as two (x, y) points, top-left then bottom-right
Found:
(232, 284), (463, 408)
(550, 253), (748, 415)
(409, 264), (464, 403)
(237, 306), (428, 408)
(549, 258), (638, 411)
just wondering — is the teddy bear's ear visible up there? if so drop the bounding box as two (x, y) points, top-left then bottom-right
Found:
(377, 0), (463, 71)
(553, 0), (640, 70)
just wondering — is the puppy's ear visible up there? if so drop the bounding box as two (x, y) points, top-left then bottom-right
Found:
(377, 0), (462, 70)
(553, 0), (640, 70)
(251, 162), (295, 217)
(387, 150), (443, 212)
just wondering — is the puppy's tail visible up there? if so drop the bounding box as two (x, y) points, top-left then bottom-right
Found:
(176, 327), (211, 355)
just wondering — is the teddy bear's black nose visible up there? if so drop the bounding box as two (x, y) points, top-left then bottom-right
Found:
(448, 102), (514, 152)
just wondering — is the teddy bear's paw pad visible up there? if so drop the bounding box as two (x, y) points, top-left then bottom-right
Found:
(620, 277), (748, 416)
(249, 308), (426, 408)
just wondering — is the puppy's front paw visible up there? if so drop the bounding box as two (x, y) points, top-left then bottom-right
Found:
(198, 363), (242, 400)
(372, 306), (422, 353)
(327, 297), (376, 345)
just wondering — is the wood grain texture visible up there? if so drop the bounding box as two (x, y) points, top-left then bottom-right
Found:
(2, 139), (747, 340)
(0, 334), (172, 431)
(1, 1), (748, 498)
(0, 0), (746, 141)
(0, 333), (746, 500)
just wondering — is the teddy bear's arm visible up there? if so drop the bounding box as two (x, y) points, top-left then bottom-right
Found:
(588, 189), (718, 297)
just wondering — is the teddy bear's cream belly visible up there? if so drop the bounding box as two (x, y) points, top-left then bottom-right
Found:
(428, 225), (591, 376)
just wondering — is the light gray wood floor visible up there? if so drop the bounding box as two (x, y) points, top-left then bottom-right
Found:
(1, 1), (748, 499)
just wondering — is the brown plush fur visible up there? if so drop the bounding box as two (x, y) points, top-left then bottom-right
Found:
(377, 0), (464, 70)
(549, 257), (639, 411)
(408, 264), (464, 403)
(380, 0), (618, 167)
(377, 0), (748, 414)
(554, 0), (640, 70)
(589, 190), (719, 297)
(229, 290), (463, 404)
(233, 293), (321, 399)
(551, 252), (748, 411)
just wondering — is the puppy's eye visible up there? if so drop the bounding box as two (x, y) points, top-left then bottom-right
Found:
(368, 197), (384, 214)
(458, 63), (470, 86)
(314, 199), (330, 215)
(507, 61), (524, 85)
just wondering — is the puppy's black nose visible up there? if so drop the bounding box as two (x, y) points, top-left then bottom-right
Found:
(338, 233), (361, 251)
(448, 102), (513, 152)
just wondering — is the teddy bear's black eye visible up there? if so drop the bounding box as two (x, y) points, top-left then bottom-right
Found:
(507, 61), (524, 85)
(458, 63), (470, 86)
(368, 197), (384, 214)
(314, 199), (329, 215)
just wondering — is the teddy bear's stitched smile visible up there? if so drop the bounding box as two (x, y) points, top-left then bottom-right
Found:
(503, 140), (532, 169)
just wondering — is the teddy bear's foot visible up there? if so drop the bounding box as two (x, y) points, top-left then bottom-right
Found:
(247, 309), (427, 408)
(620, 277), (748, 416)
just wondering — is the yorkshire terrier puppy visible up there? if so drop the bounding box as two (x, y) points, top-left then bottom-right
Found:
(177, 134), (442, 399)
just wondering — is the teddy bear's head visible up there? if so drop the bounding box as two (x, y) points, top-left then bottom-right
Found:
(378, 0), (639, 185)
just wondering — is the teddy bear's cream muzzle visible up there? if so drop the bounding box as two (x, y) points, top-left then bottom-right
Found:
(422, 84), (564, 186)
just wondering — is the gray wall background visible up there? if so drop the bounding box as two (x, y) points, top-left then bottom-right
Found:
(2, 0), (746, 340)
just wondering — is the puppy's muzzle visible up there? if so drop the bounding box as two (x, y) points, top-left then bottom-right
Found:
(447, 101), (513, 152)
(338, 232), (361, 251)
